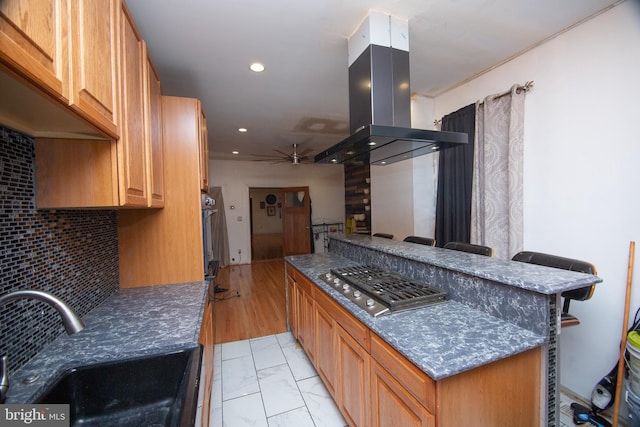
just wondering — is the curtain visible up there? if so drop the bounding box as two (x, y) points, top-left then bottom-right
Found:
(435, 104), (476, 247)
(471, 85), (526, 259)
(208, 186), (231, 266)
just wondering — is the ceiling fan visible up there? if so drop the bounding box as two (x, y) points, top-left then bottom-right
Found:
(251, 143), (314, 165)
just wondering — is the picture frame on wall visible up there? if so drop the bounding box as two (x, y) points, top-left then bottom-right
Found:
(260, 201), (265, 209)
(267, 206), (275, 216)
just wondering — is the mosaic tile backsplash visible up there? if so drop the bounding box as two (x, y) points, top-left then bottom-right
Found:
(0, 126), (119, 375)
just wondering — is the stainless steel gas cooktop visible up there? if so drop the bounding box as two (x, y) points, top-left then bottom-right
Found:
(319, 265), (447, 317)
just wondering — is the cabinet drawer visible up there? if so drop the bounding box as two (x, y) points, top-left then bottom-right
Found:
(315, 288), (369, 351)
(296, 272), (314, 297)
(370, 333), (435, 413)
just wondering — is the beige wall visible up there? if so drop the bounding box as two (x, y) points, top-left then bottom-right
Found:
(210, 160), (345, 263)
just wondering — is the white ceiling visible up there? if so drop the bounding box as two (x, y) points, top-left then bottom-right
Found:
(126, 0), (621, 162)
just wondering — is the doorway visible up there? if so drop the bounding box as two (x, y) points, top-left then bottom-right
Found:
(249, 186), (311, 260)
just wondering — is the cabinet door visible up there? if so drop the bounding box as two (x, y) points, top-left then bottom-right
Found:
(370, 360), (434, 427)
(199, 105), (209, 191)
(286, 274), (298, 338)
(68, 0), (119, 137)
(315, 302), (336, 397)
(118, 2), (147, 206)
(198, 296), (215, 427)
(145, 48), (164, 207)
(0, 0), (68, 100)
(337, 325), (370, 427)
(297, 288), (315, 363)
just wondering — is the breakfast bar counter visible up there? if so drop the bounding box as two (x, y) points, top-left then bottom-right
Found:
(284, 234), (602, 427)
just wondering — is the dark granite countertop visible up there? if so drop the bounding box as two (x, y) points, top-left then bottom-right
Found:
(286, 253), (546, 380)
(7, 281), (208, 403)
(332, 234), (602, 294)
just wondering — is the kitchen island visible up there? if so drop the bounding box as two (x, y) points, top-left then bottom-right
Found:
(285, 234), (602, 427)
(6, 281), (209, 405)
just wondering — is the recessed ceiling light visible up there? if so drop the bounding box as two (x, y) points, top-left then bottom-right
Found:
(368, 141), (377, 146)
(238, 128), (247, 132)
(331, 158), (337, 163)
(249, 63), (265, 72)
(232, 151), (239, 155)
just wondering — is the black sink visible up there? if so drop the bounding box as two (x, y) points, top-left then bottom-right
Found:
(36, 347), (202, 427)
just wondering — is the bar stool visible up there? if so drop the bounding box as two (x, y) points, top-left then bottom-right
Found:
(403, 236), (436, 247)
(511, 251), (598, 327)
(443, 242), (493, 257)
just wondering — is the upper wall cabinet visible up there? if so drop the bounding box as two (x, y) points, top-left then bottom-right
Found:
(0, 0), (119, 139)
(145, 48), (164, 207)
(117, 2), (148, 206)
(68, 0), (120, 138)
(32, 0), (165, 209)
(0, 0), (68, 100)
(199, 106), (209, 192)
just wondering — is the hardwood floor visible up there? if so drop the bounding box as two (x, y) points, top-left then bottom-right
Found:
(213, 259), (288, 343)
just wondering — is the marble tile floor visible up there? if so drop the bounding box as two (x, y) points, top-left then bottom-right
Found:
(210, 331), (347, 426)
(210, 331), (620, 426)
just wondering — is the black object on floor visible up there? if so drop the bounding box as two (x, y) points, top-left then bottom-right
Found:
(214, 285), (228, 293)
(571, 402), (612, 427)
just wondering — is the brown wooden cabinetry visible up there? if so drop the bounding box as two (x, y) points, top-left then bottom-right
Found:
(199, 106), (209, 191)
(295, 273), (315, 364)
(118, 96), (204, 287)
(118, 3), (147, 206)
(336, 324), (370, 427)
(68, 0), (119, 137)
(0, 0), (69, 102)
(314, 300), (337, 397)
(198, 289), (215, 427)
(32, 1), (164, 209)
(370, 358), (434, 427)
(285, 263), (542, 427)
(286, 273), (298, 339)
(144, 47), (164, 207)
(0, 0), (120, 139)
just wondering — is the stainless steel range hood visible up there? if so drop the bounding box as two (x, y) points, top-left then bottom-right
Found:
(314, 124), (468, 165)
(315, 14), (467, 165)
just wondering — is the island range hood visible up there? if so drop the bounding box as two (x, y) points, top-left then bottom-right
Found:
(315, 13), (467, 165)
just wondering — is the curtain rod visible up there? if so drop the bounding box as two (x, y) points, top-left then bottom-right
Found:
(434, 81), (534, 127)
(491, 80), (534, 101)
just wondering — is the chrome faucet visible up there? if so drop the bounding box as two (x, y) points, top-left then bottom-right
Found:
(0, 289), (85, 403)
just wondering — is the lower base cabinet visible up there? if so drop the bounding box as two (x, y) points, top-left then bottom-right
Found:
(337, 325), (370, 427)
(285, 263), (542, 427)
(370, 359), (434, 427)
(197, 290), (215, 426)
(314, 302), (337, 397)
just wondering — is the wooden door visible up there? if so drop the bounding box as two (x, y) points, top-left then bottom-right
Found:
(337, 325), (370, 427)
(145, 48), (164, 207)
(0, 0), (68, 100)
(315, 302), (337, 397)
(282, 186), (311, 256)
(68, 0), (119, 138)
(370, 359), (434, 427)
(118, 3), (147, 206)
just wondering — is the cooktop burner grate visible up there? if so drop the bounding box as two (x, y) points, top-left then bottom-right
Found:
(329, 265), (447, 312)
